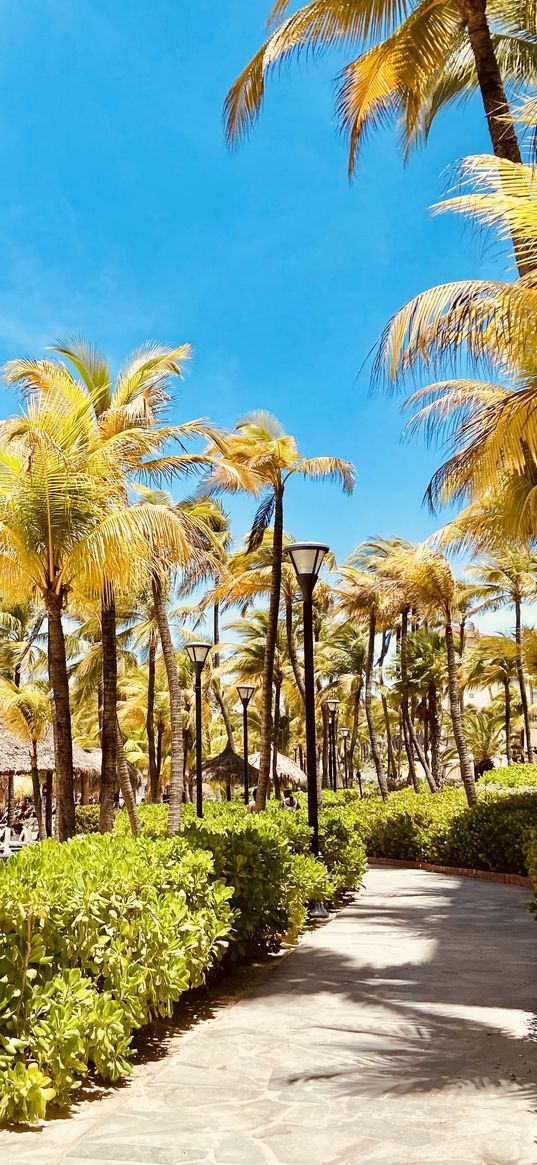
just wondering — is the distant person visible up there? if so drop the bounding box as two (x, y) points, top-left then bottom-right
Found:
(247, 787), (258, 814)
(280, 789), (300, 811)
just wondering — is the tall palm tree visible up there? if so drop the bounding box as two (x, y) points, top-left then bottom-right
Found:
(4, 343), (209, 837)
(466, 550), (537, 760)
(464, 632), (518, 761)
(0, 679), (51, 839)
(224, 0), (537, 269)
(202, 411), (354, 809)
(377, 156), (537, 508)
(336, 563), (402, 800)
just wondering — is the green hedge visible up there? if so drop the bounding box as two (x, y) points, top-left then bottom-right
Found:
(342, 786), (537, 876)
(480, 764), (537, 789)
(1, 802), (366, 1123)
(0, 834), (233, 1122)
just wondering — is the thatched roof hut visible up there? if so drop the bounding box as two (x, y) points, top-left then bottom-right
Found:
(201, 744), (258, 792)
(0, 728), (102, 779)
(248, 751), (307, 789)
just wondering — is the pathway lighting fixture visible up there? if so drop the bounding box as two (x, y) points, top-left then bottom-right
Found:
(237, 684), (255, 805)
(326, 698), (339, 791)
(341, 727), (350, 788)
(286, 541), (328, 857)
(185, 642), (211, 818)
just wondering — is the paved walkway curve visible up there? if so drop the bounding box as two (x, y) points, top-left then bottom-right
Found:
(2, 867), (537, 1165)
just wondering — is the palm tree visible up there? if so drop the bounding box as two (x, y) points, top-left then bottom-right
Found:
(224, 1), (537, 266)
(337, 563), (402, 800)
(462, 706), (504, 776)
(464, 633), (518, 761)
(405, 628), (447, 788)
(202, 411), (354, 809)
(466, 550), (537, 761)
(3, 343), (209, 837)
(0, 680), (52, 839)
(377, 156), (537, 508)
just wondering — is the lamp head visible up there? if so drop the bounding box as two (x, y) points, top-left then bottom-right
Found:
(237, 684), (255, 706)
(286, 541), (329, 600)
(185, 642), (211, 673)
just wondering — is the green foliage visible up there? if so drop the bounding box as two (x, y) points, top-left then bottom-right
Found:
(337, 786), (537, 876)
(0, 800), (364, 1123)
(74, 804), (101, 833)
(480, 764), (537, 789)
(0, 834), (234, 1121)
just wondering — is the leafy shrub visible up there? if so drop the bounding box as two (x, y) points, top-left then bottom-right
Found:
(336, 785), (537, 876)
(74, 804), (101, 833)
(0, 834), (234, 1122)
(480, 764), (537, 789)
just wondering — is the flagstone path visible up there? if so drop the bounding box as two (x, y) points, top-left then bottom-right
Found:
(2, 866), (537, 1165)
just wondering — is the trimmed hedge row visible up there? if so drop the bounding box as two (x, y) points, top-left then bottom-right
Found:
(332, 786), (537, 877)
(1, 805), (367, 1123)
(480, 763), (537, 789)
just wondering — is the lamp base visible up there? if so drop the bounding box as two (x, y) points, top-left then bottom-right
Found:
(308, 899), (330, 921)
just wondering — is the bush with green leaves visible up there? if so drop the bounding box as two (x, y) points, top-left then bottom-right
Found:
(480, 764), (537, 789)
(74, 804), (101, 833)
(338, 786), (537, 876)
(1, 799), (363, 1123)
(0, 833), (234, 1122)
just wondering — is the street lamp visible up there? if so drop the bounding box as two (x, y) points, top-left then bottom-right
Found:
(286, 541), (328, 857)
(185, 642), (211, 818)
(340, 727), (350, 788)
(326, 698), (339, 791)
(237, 684), (255, 805)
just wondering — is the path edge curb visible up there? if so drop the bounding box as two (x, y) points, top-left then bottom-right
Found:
(367, 855), (531, 888)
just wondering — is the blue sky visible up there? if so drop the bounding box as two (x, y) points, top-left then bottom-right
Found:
(0, 0), (512, 571)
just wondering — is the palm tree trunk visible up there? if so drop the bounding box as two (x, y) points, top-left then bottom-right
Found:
(213, 600), (220, 669)
(402, 713), (420, 792)
(256, 485), (283, 809)
(152, 573), (184, 833)
(365, 611), (389, 801)
(428, 681), (443, 790)
(381, 691), (397, 782)
(116, 720), (140, 836)
(146, 637), (159, 802)
(349, 683), (362, 781)
(286, 595), (305, 700)
(445, 614), (477, 806)
(45, 589), (75, 841)
(504, 675), (512, 763)
(462, 0), (530, 277)
(213, 682), (235, 749)
(272, 679), (282, 799)
(30, 739), (46, 841)
(463, 0), (522, 165)
(6, 774), (14, 826)
(45, 770), (53, 837)
(99, 585), (118, 833)
(156, 722), (164, 784)
(515, 597), (532, 762)
(401, 608), (436, 790)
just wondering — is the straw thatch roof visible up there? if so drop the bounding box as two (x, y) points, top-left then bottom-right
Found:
(0, 727), (102, 778)
(201, 744), (258, 788)
(248, 750), (307, 789)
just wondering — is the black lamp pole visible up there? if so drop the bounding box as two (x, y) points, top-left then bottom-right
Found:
(341, 728), (349, 788)
(326, 699), (339, 791)
(185, 643), (211, 819)
(286, 541), (328, 857)
(237, 685), (255, 805)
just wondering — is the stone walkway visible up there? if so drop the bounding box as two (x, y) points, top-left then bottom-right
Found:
(2, 866), (537, 1165)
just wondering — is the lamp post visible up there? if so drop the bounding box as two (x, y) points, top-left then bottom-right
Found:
(341, 727), (350, 788)
(237, 684), (255, 805)
(185, 643), (211, 818)
(286, 541), (328, 857)
(326, 699), (339, 791)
